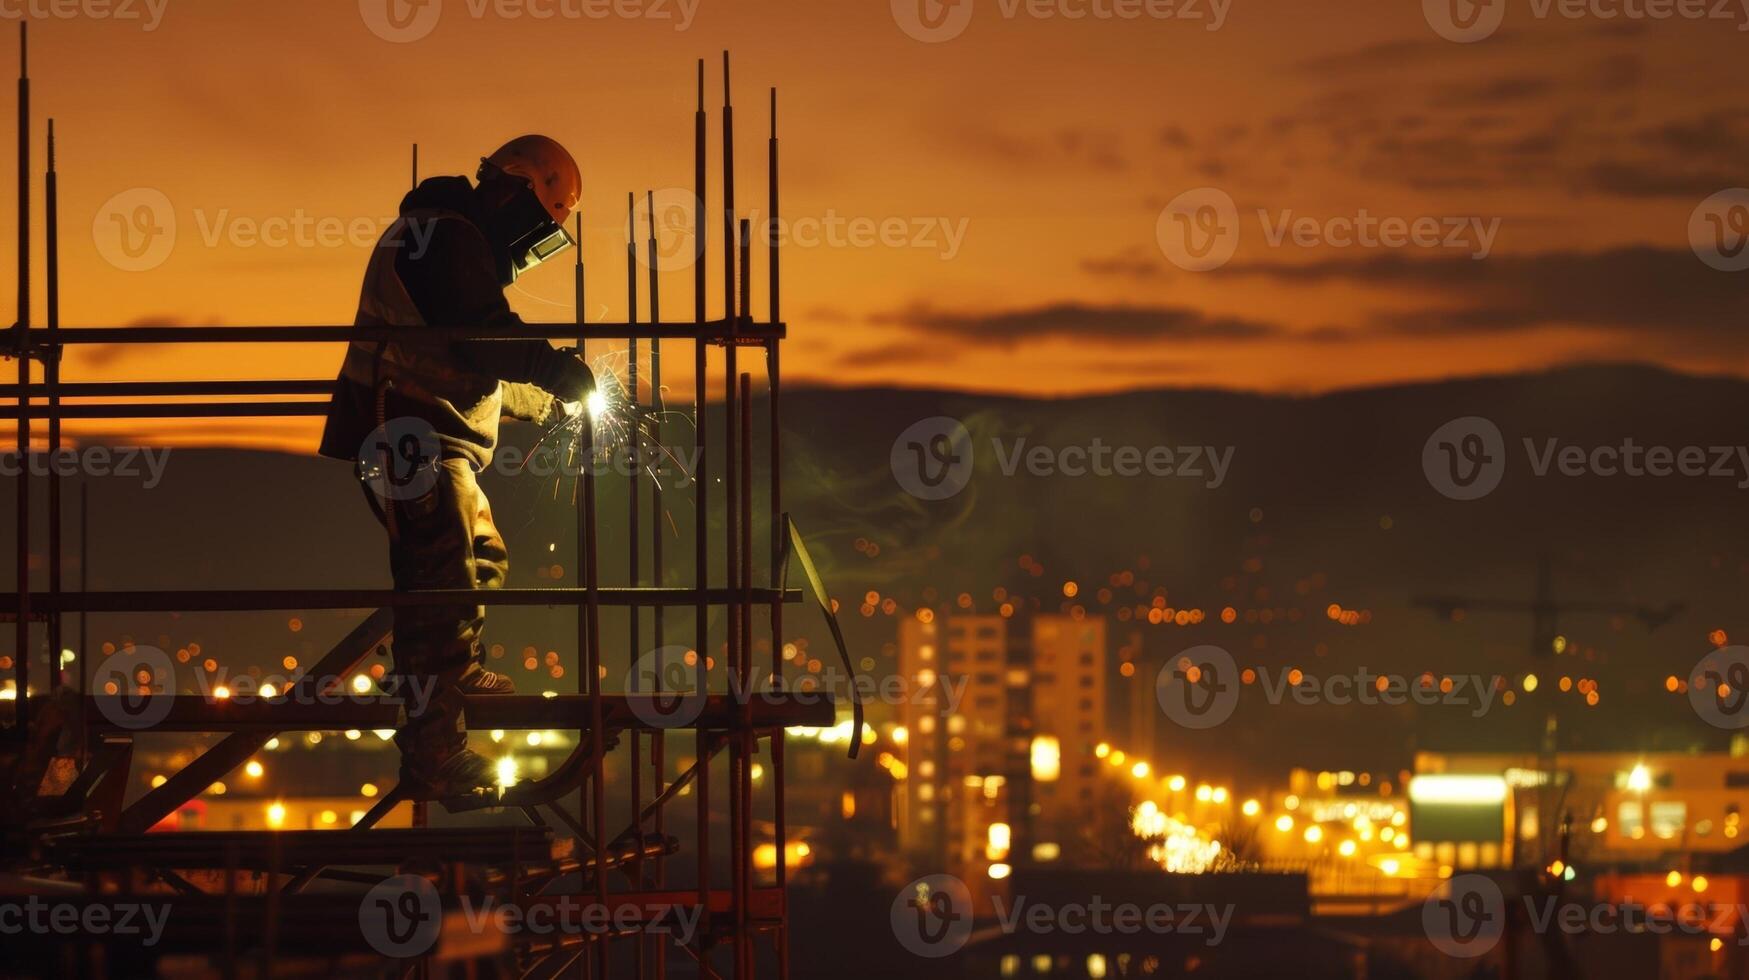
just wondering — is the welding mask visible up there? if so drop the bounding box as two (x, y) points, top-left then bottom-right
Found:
(478, 161), (576, 285)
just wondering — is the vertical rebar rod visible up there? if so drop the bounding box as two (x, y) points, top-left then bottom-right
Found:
(572, 204), (588, 898)
(738, 218), (755, 973)
(721, 51), (746, 980)
(646, 187), (668, 979)
(767, 87), (789, 980)
(77, 483), (87, 763)
(574, 208), (588, 898)
(15, 21), (30, 734)
(737, 370), (755, 979)
(768, 90), (779, 331)
(411, 143), (418, 190)
(692, 56), (715, 979)
(574, 211), (585, 338)
(580, 419), (609, 977)
(625, 190), (646, 979)
(44, 115), (58, 695)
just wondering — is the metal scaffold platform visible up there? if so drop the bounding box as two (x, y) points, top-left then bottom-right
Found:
(1, 24), (857, 978)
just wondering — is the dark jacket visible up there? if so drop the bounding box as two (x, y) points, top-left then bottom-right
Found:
(317, 176), (590, 469)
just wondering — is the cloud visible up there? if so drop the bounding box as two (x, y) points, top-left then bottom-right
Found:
(1079, 247), (1170, 281)
(79, 315), (225, 368)
(868, 302), (1284, 347)
(942, 125), (1128, 173)
(836, 341), (958, 369)
(1228, 247), (1749, 344)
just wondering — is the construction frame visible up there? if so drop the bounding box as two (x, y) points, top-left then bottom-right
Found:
(2, 25), (855, 979)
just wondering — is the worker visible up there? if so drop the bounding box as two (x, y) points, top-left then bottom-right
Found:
(318, 135), (596, 801)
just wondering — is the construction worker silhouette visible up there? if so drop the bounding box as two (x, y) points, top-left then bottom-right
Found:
(319, 135), (595, 800)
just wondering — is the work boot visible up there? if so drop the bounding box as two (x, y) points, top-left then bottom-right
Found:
(382, 662), (514, 700)
(399, 748), (500, 804)
(455, 662), (515, 696)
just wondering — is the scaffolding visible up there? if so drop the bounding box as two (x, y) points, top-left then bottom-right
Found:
(2, 25), (856, 978)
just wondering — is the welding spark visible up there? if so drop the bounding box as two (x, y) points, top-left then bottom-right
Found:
(529, 349), (696, 496)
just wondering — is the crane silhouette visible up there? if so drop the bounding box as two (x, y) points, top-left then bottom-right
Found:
(1413, 556), (1683, 659)
(1412, 555), (1683, 880)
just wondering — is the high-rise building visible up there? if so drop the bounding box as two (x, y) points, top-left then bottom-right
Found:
(1026, 614), (1107, 848)
(895, 612), (1111, 876)
(896, 614), (1012, 871)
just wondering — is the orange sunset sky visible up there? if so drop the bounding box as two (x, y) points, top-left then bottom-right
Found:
(2, 0), (1747, 450)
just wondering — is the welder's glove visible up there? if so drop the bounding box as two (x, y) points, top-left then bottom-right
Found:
(551, 355), (596, 405)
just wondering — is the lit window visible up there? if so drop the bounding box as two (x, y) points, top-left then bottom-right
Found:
(1617, 800), (1644, 838)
